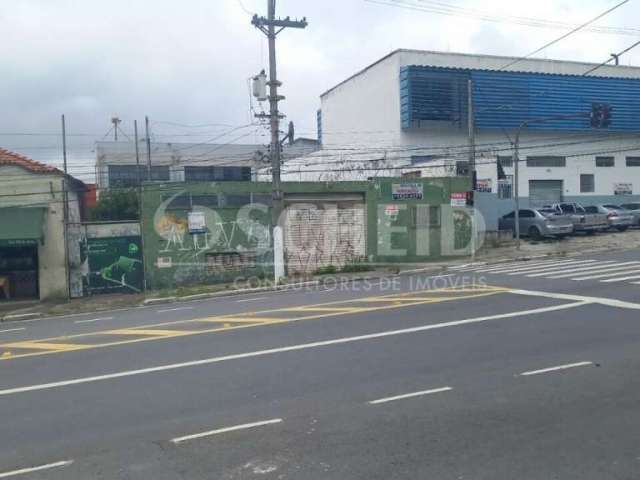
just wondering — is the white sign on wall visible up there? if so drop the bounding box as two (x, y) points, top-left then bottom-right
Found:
(450, 192), (467, 207)
(188, 211), (207, 233)
(476, 178), (492, 193)
(614, 183), (633, 195)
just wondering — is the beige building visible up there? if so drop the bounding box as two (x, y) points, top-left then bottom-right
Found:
(0, 149), (85, 301)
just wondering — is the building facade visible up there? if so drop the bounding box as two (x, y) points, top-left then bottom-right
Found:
(308, 49), (640, 228)
(96, 139), (318, 191)
(0, 149), (85, 300)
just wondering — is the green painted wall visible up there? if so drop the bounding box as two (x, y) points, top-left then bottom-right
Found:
(140, 177), (470, 290)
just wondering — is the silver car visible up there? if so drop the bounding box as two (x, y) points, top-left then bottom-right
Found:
(499, 208), (574, 240)
(584, 205), (634, 231)
(620, 202), (640, 227)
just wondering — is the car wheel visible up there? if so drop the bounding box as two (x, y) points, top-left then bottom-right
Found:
(617, 226), (628, 232)
(586, 230), (596, 235)
(528, 226), (542, 240)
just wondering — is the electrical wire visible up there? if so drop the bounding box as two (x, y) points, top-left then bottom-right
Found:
(584, 39), (640, 76)
(499, 0), (632, 70)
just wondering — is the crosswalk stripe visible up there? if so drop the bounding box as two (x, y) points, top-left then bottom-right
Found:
(503, 260), (600, 275)
(525, 261), (621, 277)
(474, 258), (583, 273)
(572, 268), (640, 281)
(545, 262), (640, 279)
(602, 274), (640, 283)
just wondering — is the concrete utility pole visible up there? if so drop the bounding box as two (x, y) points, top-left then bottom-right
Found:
(134, 120), (141, 186)
(145, 116), (152, 182)
(61, 114), (71, 298)
(467, 79), (476, 259)
(252, 1), (307, 282)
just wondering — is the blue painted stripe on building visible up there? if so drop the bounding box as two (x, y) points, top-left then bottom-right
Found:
(400, 65), (640, 131)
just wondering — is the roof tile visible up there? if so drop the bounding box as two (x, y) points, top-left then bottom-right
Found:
(0, 148), (62, 174)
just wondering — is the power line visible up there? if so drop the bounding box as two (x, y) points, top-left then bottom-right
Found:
(583, 39), (640, 76)
(499, 0), (632, 71)
(366, 0), (640, 36)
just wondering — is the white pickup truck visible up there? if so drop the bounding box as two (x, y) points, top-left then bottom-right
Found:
(541, 202), (609, 234)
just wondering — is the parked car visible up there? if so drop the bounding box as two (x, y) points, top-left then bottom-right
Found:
(620, 203), (640, 226)
(584, 205), (634, 231)
(499, 208), (574, 240)
(541, 202), (608, 234)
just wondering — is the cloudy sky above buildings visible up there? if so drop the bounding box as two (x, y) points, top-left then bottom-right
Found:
(1, 0), (639, 181)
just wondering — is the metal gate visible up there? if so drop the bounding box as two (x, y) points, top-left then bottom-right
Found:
(529, 180), (563, 207)
(283, 194), (366, 275)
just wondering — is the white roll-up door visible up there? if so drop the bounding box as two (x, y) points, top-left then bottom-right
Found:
(529, 180), (563, 207)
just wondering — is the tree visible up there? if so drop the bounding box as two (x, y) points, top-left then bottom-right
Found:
(89, 188), (139, 221)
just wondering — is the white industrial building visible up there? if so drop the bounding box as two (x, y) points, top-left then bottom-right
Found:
(286, 49), (640, 228)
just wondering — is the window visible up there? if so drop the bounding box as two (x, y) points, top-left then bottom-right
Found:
(596, 156), (614, 167)
(580, 174), (595, 193)
(626, 157), (640, 167)
(163, 193), (191, 210)
(622, 203), (640, 210)
(184, 166), (251, 182)
(520, 210), (535, 218)
(503, 212), (515, 219)
(402, 171), (422, 179)
(108, 165), (169, 187)
(498, 175), (513, 199)
(526, 156), (566, 168)
(497, 155), (513, 168)
(584, 206), (598, 214)
(560, 204), (576, 214)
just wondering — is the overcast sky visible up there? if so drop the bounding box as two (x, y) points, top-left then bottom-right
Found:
(1, 0), (639, 181)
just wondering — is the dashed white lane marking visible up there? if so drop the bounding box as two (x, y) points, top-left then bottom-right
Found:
(0, 460), (73, 478)
(236, 297), (268, 303)
(460, 259), (569, 273)
(369, 386), (452, 404)
(0, 301), (586, 397)
(171, 419), (283, 444)
(520, 361), (593, 376)
(156, 307), (194, 313)
(0, 328), (25, 334)
(74, 317), (114, 324)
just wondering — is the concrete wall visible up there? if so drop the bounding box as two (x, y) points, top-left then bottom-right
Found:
(140, 178), (471, 289)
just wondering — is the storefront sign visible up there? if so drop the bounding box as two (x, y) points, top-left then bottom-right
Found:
(450, 192), (467, 207)
(188, 211), (207, 234)
(392, 183), (423, 200)
(614, 183), (633, 195)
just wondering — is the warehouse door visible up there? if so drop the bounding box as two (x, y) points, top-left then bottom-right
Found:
(284, 194), (366, 275)
(529, 180), (563, 207)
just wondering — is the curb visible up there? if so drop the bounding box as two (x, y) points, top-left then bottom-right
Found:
(1, 312), (42, 322)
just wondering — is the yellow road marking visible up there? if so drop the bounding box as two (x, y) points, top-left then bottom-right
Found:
(106, 329), (191, 337)
(197, 317), (280, 324)
(0, 286), (510, 361)
(285, 306), (372, 313)
(3, 341), (88, 351)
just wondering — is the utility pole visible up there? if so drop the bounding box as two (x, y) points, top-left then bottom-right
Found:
(145, 115), (152, 182)
(467, 79), (476, 259)
(252, 1), (307, 282)
(61, 114), (71, 298)
(134, 120), (141, 186)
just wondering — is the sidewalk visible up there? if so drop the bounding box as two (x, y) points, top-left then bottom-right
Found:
(2, 229), (639, 322)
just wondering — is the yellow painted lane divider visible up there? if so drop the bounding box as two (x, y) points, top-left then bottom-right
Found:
(0, 286), (510, 362)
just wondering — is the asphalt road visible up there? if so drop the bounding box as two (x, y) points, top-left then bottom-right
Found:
(1, 249), (640, 479)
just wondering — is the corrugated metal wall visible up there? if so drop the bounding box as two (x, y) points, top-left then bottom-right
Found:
(401, 65), (640, 131)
